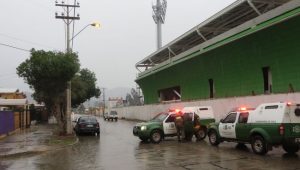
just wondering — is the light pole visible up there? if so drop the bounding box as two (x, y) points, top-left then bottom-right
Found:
(55, 0), (100, 136)
(65, 22), (100, 134)
(71, 22), (100, 48)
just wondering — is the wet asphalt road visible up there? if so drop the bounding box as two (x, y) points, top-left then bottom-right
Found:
(1, 118), (300, 170)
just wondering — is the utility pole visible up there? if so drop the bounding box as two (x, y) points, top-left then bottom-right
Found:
(101, 88), (106, 115)
(55, 0), (80, 134)
(152, 0), (167, 49)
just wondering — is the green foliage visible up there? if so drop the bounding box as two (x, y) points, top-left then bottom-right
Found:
(71, 68), (101, 107)
(17, 49), (80, 107)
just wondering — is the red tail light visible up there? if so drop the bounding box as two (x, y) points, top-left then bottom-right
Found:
(96, 123), (99, 128)
(279, 124), (285, 135)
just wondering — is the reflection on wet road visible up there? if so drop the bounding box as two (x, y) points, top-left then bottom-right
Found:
(1, 118), (300, 170)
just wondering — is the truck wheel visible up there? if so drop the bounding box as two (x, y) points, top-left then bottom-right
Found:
(208, 130), (220, 146)
(282, 143), (299, 154)
(196, 128), (207, 141)
(150, 130), (162, 144)
(251, 135), (268, 155)
(139, 137), (149, 142)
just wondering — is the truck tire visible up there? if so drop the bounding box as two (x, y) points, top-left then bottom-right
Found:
(150, 130), (163, 144)
(208, 130), (220, 146)
(282, 143), (299, 154)
(251, 135), (268, 155)
(196, 127), (207, 141)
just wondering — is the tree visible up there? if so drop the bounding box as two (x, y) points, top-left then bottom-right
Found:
(126, 88), (142, 106)
(71, 68), (101, 107)
(17, 49), (80, 134)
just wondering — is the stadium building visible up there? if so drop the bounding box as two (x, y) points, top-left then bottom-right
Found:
(135, 0), (300, 104)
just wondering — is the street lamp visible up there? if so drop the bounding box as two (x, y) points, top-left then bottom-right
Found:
(66, 22), (100, 134)
(71, 22), (100, 47)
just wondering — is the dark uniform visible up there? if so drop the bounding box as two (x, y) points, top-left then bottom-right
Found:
(193, 114), (202, 140)
(175, 113), (184, 142)
(183, 112), (194, 141)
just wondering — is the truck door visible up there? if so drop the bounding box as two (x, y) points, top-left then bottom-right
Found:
(235, 112), (250, 141)
(219, 112), (237, 139)
(163, 113), (177, 135)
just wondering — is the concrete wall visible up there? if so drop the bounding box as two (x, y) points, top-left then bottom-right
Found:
(114, 93), (300, 121)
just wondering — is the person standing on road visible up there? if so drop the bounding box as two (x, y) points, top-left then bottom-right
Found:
(193, 113), (202, 141)
(175, 111), (184, 142)
(183, 112), (194, 141)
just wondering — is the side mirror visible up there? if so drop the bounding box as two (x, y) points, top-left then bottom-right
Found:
(72, 120), (77, 123)
(220, 119), (224, 123)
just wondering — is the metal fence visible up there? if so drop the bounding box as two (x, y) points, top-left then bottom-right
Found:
(0, 111), (14, 135)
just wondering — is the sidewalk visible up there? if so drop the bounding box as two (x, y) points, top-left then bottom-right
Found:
(0, 124), (77, 158)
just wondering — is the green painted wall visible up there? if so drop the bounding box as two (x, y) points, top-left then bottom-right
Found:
(137, 12), (300, 104)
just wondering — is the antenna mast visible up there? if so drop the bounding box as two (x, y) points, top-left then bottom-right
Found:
(152, 0), (167, 50)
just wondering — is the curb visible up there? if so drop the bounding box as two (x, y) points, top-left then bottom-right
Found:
(0, 150), (47, 159)
(0, 137), (79, 159)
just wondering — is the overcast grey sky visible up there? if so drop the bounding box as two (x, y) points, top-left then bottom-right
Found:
(0, 0), (235, 92)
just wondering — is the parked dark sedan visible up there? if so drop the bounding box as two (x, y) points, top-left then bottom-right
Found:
(73, 116), (100, 136)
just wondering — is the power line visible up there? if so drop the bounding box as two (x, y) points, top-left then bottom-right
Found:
(0, 42), (30, 52)
(0, 33), (56, 50)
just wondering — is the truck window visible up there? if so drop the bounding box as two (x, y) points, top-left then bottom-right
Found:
(238, 112), (249, 123)
(222, 113), (237, 123)
(165, 114), (175, 123)
(265, 105), (278, 109)
(110, 111), (117, 115)
(199, 108), (208, 111)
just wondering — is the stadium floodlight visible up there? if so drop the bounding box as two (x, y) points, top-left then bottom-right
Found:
(152, 0), (167, 49)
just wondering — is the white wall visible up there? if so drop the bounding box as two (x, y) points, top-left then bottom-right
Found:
(114, 93), (300, 121)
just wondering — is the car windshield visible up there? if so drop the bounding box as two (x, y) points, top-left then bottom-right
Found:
(151, 112), (168, 122)
(110, 111), (117, 115)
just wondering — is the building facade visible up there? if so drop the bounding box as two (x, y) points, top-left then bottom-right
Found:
(136, 0), (300, 104)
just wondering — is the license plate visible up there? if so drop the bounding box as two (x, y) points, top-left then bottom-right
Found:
(295, 138), (300, 143)
(87, 125), (93, 127)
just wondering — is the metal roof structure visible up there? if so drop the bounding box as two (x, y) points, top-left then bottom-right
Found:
(0, 99), (28, 106)
(136, 0), (294, 75)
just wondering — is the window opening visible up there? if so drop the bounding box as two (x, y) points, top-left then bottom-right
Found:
(208, 78), (215, 98)
(158, 86), (181, 102)
(262, 67), (272, 94)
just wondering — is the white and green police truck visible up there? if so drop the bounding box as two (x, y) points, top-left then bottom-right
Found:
(133, 106), (215, 143)
(208, 102), (300, 155)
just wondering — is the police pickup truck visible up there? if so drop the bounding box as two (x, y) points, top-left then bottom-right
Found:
(208, 102), (300, 155)
(133, 106), (215, 143)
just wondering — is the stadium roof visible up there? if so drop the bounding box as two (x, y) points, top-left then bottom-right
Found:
(136, 0), (295, 76)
